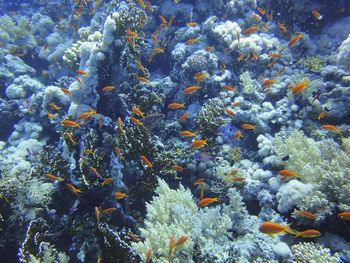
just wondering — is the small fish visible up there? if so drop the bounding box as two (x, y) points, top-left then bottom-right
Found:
(48, 103), (61, 111)
(62, 120), (81, 128)
(102, 86), (115, 92)
(77, 109), (97, 120)
(278, 21), (287, 33)
(234, 130), (243, 139)
(191, 139), (207, 149)
(76, 69), (89, 76)
(64, 132), (77, 145)
(194, 72), (207, 83)
(102, 207), (117, 214)
(100, 177), (113, 187)
(185, 38), (198, 45)
(257, 7), (266, 15)
(197, 197), (219, 207)
(243, 26), (259, 35)
(224, 108), (236, 116)
(61, 87), (72, 96)
(223, 85), (235, 91)
(337, 211), (350, 220)
(183, 86), (200, 94)
(173, 165), (184, 172)
(175, 235), (188, 246)
(237, 54), (247, 62)
(125, 29), (138, 38)
(231, 101), (241, 108)
(131, 106), (145, 117)
(178, 112), (190, 122)
(227, 176), (245, 182)
(180, 131), (197, 137)
(295, 229), (321, 238)
(114, 191), (128, 199)
(145, 249), (153, 263)
(76, 77), (83, 85)
(317, 112), (327, 120)
(268, 52), (281, 59)
(241, 123), (256, 130)
(117, 117), (125, 133)
(194, 152), (214, 162)
(312, 10), (323, 20)
(252, 13), (261, 21)
(263, 79), (277, 87)
(194, 178), (205, 188)
(251, 51), (258, 61)
(137, 76), (150, 83)
(46, 173), (64, 182)
(186, 22), (198, 27)
(288, 34), (304, 47)
(47, 113), (55, 119)
(130, 116), (143, 126)
(66, 183), (83, 195)
(204, 46), (214, 52)
(90, 167), (102, 178)
(295, 210), (317, 220)
(95, 206), (101, 223)
(168, 236), (175, 262)
(279, 169), (299, 180)
(259, 222), (297, 237)
(168, 103), (185, 109)
(289, 79), (310, 94)
(141, 155), (153, 169)
(321, 124), (342, 134)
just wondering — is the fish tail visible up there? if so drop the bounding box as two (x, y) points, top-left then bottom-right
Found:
(285, 224), (298, 235)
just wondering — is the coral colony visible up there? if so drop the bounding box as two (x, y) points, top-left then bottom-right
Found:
(0, 0), (350, 262)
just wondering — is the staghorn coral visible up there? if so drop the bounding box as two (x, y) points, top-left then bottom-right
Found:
(291, 242), (340, 263)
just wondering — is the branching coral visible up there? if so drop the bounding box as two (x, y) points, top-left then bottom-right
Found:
(274, 130), (350, 211)
(291, 242), (340, 263)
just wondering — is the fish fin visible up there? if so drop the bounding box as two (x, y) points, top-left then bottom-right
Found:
(285, 224), (298, 235)
(268, 234), (275, 239)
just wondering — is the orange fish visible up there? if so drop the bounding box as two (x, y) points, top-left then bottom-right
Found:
(130, 116), (143, 126)
(224, 108), (236, 116)
(337, 212), (350, 220)
(114, 192), (128, 199)
(179, 130), (197, 137)
(168, 236), (175, 262)
(173, 165), (184, 172)
(263, 79), (277, 87)
(204, 46), (214, 52)
(241, 123), (256, 130)
(100, 177), (113, 187)
(288, 34), (304, 47)
(259, 221), (297, 237)
(131, 106), (144, 117)
(77, 109), (97, 120)
(61, 87), (72, 96)
(197, 197), (219, 207)
(295, 229), (321, 238)
(117, 117), (125, 133)
(289, 79), (310, 94)
(90, 167), (102, 178)
(257, 7), (266, 15)
(295, 210), (317, 220)
(234, 130), (243, 139)
(251, 51), (258, 61)
(76, 69), (89, 76)
(321, 124), (342, 134)
(102, 86), (115, 92)
(62, 120), (81, 128)
(237, 54), (247, 62)
(95, 206), (101, 223)
(141, 155), (153, 168)
(252, 13), (261, 21)
(66, 183), (83, 195)
(102, 207), (117, 214)
(231, 101), (241, 108)
(64, 132), (77, 145)
(183, 86), (200, 94)
(48, 103), (61, 111)
(191, 139), (207, 149)
(194, 72), (207, 83)
(279, 169), (299, 180)
(185, 38), (198, 45)
(137, 76), (150, 83)
(76, 77), (83, 85)
(175, 235), (188, 246)
(168, 103), (185, 109)
(145, 249), (153, 263)
(47, 113), (55, 119)
(278, 22), (287, 34)
(317, 112), (327, 120)
(312, 11), (323, 20)
(223, 85), (235, 91)
(178, 112), (190, 122)
(125, 29), (138, 38)
(46, 173), (64, 182)
(268, 52), (281, 59)
(186, 22), (198, 27)
(243, 26), (259, 35)
(194, 178), (206, 189)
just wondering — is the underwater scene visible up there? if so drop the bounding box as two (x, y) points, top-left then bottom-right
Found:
(1, 0), (350, 262)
